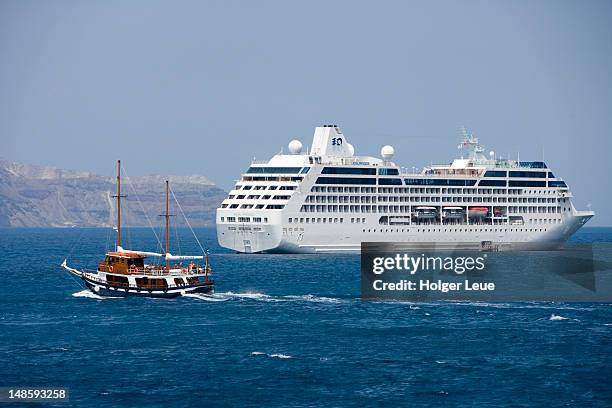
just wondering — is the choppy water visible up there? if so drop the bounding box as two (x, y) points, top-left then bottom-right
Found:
(1, 227), (611, 407)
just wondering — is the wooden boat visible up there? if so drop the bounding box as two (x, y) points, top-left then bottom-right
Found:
(62, 160), (214, 298)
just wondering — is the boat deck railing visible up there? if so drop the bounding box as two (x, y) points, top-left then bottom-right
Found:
(96, 265), (205, 276)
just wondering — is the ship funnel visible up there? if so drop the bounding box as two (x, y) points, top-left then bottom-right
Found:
(310, 125), (352, 157)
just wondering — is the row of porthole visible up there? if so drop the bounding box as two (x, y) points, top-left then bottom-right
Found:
(361, 228), (549, 233)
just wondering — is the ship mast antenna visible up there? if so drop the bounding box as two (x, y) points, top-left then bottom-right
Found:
(111, 160), (127, 250)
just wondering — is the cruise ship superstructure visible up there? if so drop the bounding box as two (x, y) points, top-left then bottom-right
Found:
(216, 125), (594, 253)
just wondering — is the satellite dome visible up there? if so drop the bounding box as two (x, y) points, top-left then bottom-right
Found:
(288, 139), (302, 154)
(381, 145), (395, 160)
(347, 143), (355, 156)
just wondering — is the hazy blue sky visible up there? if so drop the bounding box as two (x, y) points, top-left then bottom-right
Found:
(1, 1), (611, 224)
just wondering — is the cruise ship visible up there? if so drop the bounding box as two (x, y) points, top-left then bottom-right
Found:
(216, 125), (594, 253)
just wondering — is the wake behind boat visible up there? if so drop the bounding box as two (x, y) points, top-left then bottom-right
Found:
(62, 160), (214, 298)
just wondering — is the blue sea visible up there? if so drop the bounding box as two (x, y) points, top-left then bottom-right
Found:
(1, 227), (611, 407)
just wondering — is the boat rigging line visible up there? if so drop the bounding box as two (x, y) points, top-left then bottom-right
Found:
(170, 187), (207, 255)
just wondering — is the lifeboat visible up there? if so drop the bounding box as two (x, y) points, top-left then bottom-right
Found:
(415, 206), (438, 219)
(468, 207), (489, 218)
(442, 206), (464, 219)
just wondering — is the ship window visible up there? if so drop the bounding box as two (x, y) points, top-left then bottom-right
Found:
(322, 167), (376, 175)
(378, 178), (403, 185)
(316, 177), (376, 185)
(107, 274), (129, 286)
(136, 277), (167, 289)
(518, 161), (547, 169)
(128, 258), (144, 268)
(479, 180), (506, 187)
(230, 204), (239, 209)
(246, 167), (303, 174)
(483, 170), (507, 177)
(509, 171), (547, 178)
(548, 180), (567, 188)
(404, 179), (477, 186)
(268, 186), (278, 190)
(509, 180), (546, 187)
(378, 168), (399, 175)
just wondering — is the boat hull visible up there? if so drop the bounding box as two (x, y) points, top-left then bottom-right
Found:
(83, 277), (214, 298)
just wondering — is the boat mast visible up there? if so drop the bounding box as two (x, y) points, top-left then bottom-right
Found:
(113, 160), (126, 250)
(165, 180), (169, 270)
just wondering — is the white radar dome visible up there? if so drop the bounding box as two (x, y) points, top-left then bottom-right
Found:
(347, 143), (355, 156)
(381, 145), (395, 160)
(288, 139), (302, 154)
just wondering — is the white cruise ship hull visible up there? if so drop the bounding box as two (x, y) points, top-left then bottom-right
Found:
(217, 208), (593, 254)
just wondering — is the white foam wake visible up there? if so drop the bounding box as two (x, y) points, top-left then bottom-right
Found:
(182, 293), (229, 302)
(282, 294), (343, 304)
(269, 353), (292, 359)
(72, 290), (118, 300)
(549, 314), (569, 321)
(221, 292), (281, 302)
(185, 291), (345, 304)
(250, 351), (293, 359)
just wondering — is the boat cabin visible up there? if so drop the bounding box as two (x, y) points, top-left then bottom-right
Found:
(98, 251), (146, 274)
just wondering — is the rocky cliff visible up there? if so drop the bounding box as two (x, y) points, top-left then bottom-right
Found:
(0, 160), (226, 227)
